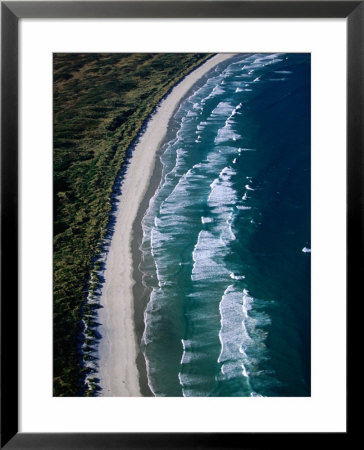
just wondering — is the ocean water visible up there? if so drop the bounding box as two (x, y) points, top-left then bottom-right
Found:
(139, 53), (311, 397)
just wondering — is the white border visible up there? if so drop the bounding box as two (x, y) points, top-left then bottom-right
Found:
(19, 18), (346, 432)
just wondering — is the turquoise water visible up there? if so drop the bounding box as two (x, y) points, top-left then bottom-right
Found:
(139, 54), (310, 397)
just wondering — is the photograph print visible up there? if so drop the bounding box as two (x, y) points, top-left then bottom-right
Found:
(53, 52), (311, 397)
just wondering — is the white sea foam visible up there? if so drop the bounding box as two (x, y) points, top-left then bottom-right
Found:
(214, 102), (243, 144)
(241, 364), (249, 377)
(151, 227), (173, 250)
(186, 110), (198, 117)
(191, 230), (228, 281)
(192, 102), (203, 111)
(216, 283), (272, 395)
(178, 371), (211, 397)
(205, 84), (225, 100)
(250, 392), (264, 397)
(215, 127), (241, 144)
(180, 339), (187, 364)
(208, 169), (237, 205)
(210, 101), (234, 117)
(217, 285), (253, 380)
(226, 212), (236, 240)
(230, 273), (245, 280)
(242, 288), (253, 317)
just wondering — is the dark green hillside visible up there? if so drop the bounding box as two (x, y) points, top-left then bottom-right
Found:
(53, 53), (211, 396)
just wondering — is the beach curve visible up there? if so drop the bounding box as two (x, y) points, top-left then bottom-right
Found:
(96, 53), (235, 396)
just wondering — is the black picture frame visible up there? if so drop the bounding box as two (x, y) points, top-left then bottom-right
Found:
(1, 1), (358, 448)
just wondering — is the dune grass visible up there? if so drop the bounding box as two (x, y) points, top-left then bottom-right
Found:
(53, 53), (211, 396)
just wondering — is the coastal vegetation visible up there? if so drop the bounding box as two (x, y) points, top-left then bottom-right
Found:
(53, 53), (211, 396)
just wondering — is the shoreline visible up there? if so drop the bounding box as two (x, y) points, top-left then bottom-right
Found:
(97, 53), (236, 396)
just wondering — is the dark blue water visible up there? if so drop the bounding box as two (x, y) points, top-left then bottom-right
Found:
(139, 53), (310, 397)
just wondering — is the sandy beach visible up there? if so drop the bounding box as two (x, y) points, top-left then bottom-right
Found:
(96, 53), (235, 396)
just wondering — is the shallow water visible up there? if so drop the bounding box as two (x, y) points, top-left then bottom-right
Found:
(139, 53), (311, 397)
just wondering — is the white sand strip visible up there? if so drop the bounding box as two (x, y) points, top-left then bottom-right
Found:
(96, 53), (235, 396)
